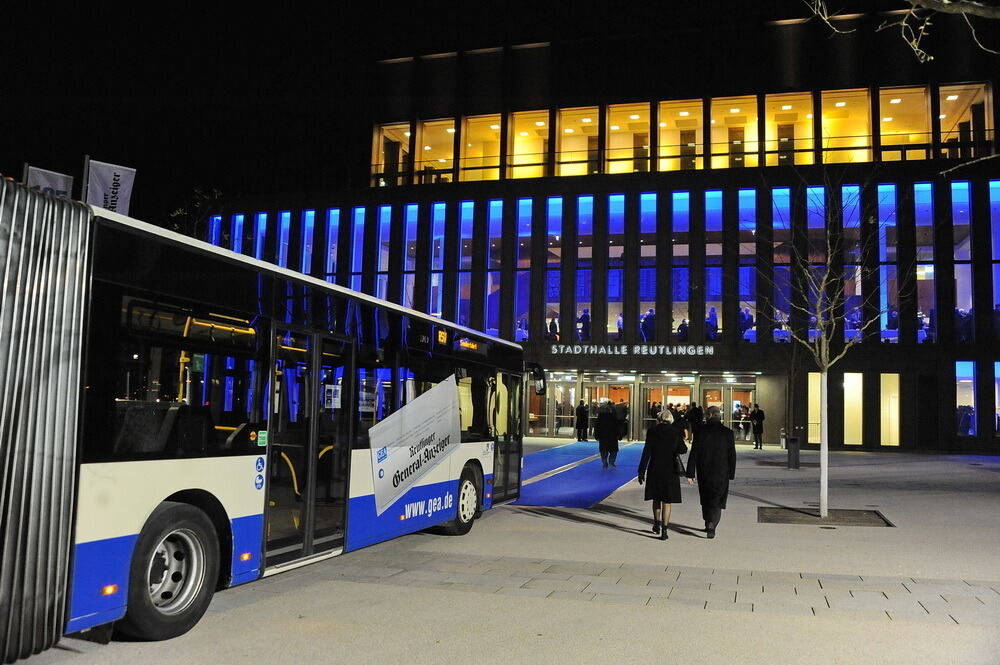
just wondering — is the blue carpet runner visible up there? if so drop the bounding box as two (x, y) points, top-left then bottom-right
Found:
(513, 442), (644, 508)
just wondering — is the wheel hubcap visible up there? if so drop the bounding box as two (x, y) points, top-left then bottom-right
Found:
(147, 528), (206, 616)
(458, 479), (477, 523)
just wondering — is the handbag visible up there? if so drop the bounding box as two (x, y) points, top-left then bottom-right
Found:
(674, 453), (686, 476)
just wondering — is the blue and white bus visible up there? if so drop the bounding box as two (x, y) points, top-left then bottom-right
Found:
(0, 180), (538, 661)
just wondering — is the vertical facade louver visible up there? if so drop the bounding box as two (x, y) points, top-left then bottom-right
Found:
(0, 180), (91, 663)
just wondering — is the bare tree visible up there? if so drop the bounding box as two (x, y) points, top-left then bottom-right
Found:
(162, 186), (226, 241)
(805, 0), (1000, 62)
(754, 169), (915, 516)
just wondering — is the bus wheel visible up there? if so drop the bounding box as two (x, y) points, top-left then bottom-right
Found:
(116, 501), (220, 640)
(442, 468), (479, 536)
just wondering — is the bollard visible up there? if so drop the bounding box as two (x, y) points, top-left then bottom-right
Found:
(786, 436), (800, 469)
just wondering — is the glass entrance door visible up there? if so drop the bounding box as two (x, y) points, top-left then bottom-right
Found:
(493, 372), (522, 502)
(266, 329), (351, 566)
(583, 383), (632, 441)
(701, 384), (756, 443)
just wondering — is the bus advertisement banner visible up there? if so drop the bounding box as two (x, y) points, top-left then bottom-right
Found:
(369, 376), (460, 516)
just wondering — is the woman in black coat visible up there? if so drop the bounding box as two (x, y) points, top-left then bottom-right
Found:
(637, 409), (687, 539)
(593, 403), (620, 468)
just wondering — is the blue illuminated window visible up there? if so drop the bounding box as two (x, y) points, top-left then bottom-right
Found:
(459, 200), (475, 270)
(640, 193), (656, 234)
(208, 215), (222, 246)
(325, 208), (340, 283)
(517, 198), (532, 267)
(300, 210), (315, 274)
(705, 267), (722, 341)
(672, 267), (689, 340)
(706, 190), (722, 265)
(705, 190), (722, 232)
(431, 202), (446, 271)
(738, 266), (756, 342)
(914, 183), (934, 261)
(487, 199), (503, 269)
(547, 197), (562, 266)
(990, 180), (1000, 261)
(877, 184), (897, 263)
(772, 188), (790, 229)
(953, 181), (971, 261)
(351, 207), (366, 274)
(277, 211), (291, 268)
(253, 212), (268, 261)
(485, 271), (500, 334)
(738, 189), (756, 264)
(672, 191), (689, 266)
(377, 205), (391, 272)
(608, 194), (625, 235)
(230, 214), (245, 254)
(404, 203), (418, 272)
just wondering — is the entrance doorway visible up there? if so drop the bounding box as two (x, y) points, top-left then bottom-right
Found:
(584, 383), (633, 440)
(701, 381), (756, 443)
(266, 329), (352, 566)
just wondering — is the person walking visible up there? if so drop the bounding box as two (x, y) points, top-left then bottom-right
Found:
(594, 403), (620, 468)
(637, 409), (687, 539)
(575, 400), (589, 442)
(750, 403), (765, 449)
(685, 406), (736, 539)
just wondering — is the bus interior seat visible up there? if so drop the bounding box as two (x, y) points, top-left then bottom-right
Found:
(112, 401), (176, 455)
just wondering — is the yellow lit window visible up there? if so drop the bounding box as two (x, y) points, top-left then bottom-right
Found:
(938, 83), (993, 160)
(764, 93), (814, 166)
(606, 103), (650, 174)
(556, 107), (599, 176)
(657, 99), (703, 171)
(415, 119), (455, 184)
(879, 87), (930, 162)
(460, 114), (501, 182)
(371, 122), (410, 186)
(508, 110), (549, 179)
(821, 89), (871, 163)
(710, 96), (759, 169)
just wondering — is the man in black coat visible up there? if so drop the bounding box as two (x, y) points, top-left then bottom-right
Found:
(685, 406), (736, 539)
(686, 402), (703, 440)
(750, 403), (765, 449)
(574, 400), (589, 441)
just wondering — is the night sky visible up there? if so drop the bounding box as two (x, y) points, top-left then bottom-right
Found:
(1, 1), (874, 224)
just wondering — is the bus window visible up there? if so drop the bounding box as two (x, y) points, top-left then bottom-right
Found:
(83, 295), (265, 462)
(354, 366), (394, 449)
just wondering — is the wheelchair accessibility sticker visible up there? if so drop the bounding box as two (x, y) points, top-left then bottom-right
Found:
(256, 457), (266, 473)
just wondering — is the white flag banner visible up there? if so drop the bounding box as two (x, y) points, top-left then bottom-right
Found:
(368, 375), (461, 516)
(24, 166), (74, 198)
(86, 159), (136, 215)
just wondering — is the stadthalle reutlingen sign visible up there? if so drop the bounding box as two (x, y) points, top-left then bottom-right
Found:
(549, 344), (716, 356)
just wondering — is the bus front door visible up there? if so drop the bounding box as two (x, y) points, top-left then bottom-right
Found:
(266, 330), (351, 566)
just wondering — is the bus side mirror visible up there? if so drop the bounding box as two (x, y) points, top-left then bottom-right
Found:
(526, 363), (546, 396)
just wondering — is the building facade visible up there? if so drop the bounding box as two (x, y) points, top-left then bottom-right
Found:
(215, 4), (1000, 451)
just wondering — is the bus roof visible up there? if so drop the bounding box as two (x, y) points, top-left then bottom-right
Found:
(91, 206), (523, 352)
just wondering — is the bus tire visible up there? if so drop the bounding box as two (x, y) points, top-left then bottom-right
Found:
(441, 467), (479, 536)
(116, 501), (220, 641)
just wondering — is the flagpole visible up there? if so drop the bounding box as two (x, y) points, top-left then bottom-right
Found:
(80, 154), (90, 203)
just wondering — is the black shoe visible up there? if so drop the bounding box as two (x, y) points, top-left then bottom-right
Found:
(652, 521), (660, 534)
(707, 529), (716, 539)
(660, 528), (669, 540)
(706, 522), (716, 538)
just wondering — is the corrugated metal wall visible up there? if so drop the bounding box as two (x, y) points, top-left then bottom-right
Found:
(0, 180), (92, 662)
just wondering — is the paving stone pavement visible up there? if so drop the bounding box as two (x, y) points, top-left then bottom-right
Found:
(316, 548), (1000, 625)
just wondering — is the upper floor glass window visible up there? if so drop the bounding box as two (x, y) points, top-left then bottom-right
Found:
(372, 122), (410, 187)
(557, 107), (598, 176)
(821, 89), (871, 163)
(940, 83), (993, 160)
(509, 110), (548, 179)
(460, 114), (501, 181)
(879, 87), (930, 162)
(416, 119), (455, 184)
(658, 99), (703, 171)
(710, 96), (758, 168)
(607, 103), (649, 174)
(764, 92), (814, 166)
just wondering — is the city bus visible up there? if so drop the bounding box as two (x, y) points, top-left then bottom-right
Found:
(0, 179), (538, 661)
